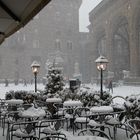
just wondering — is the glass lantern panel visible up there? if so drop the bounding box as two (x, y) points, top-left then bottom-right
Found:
(97, 63), (107, 71)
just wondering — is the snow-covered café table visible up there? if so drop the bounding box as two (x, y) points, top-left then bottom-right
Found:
(46, 98), (62, 103)
(19, 106), (46, 119)
(90, 106), (114, 123)
(90, 106), (114, 114)
(5, 99), (24, 111)
(63, 100), (83, 108)
(5, 99), (23, 105)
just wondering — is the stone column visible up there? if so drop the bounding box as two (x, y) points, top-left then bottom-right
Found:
(105, 19), (113, 72)
(128, 18), (139, 77)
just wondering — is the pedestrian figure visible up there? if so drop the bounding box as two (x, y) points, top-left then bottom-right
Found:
(108, 80), (113, 93)
(42, 78), (46, 85)
(14, 79), (18, 85)
(30, 79), (33, 85)
(5, 79), (9, 87)
(23, 79), (27, 86)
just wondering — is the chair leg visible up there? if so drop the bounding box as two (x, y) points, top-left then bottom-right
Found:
(2, 117), (5, 136)
(104, 126), (112, 139)
(130, 133), (139, 140)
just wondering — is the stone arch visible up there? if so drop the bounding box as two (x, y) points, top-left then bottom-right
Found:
(112, 15), (130, 80)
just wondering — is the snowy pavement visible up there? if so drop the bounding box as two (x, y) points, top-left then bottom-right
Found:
(0, 83), (45, 99)
(0, 83), (140, 99)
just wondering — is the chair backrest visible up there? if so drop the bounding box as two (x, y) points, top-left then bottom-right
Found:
(22, 103), (33, 110)
(35, 100), (47, 108)
(40, 135), (67, 140)
(78, 128), (111, 140)
(0, 99), (5, 105)
(74, 107), (90, 117)
(7, 111), (21, 122)
(38, 118), (66, 139)
(63, 108), (74, 116)
(53, 103), (63, 110)
(39, 118), (65, 130)
(45, 110), (52, 119)
(10, 120), (38, 140)
(127, 119), (140, 140)
(111, 96), (126, 104)
(128, 119), (140, 131)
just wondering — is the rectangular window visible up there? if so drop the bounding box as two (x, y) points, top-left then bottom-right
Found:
(33, 40), (39, 48)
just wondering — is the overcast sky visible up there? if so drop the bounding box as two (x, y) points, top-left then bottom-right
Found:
(79, 0), (102, 32)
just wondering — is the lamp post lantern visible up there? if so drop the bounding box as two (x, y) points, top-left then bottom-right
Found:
(95, 56), (109, 99)
(31, 61), (40, 92)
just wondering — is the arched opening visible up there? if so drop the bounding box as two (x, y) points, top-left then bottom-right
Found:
(112, 17), (130, 81)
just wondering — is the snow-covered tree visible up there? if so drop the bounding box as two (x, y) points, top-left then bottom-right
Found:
(44, 65), (65, 98)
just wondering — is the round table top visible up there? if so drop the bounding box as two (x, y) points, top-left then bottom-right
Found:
(68, 136), (108, 140)
(63, 100), (83, 107)
(5, 99), (23, 105)
(90, 106), (113, 113)
(46, 98), (62, 103)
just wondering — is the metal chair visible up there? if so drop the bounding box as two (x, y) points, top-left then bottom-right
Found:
(9, 120), (39, 140)
(53, 103), (64, 118)
(105, 96), (128, 139)
(35, 100), (47, 108)
(105, 110), (128, 140)
(38, 118), (66, 139)
(74, 107), (90, 131)
(78, 128), (111, 140)
(40, 135), (67, 140)
(2, 110), (22, 137)
(88, 116), (112, 139)
(63, 108), (75, 131)
(127, 119), (140, 140)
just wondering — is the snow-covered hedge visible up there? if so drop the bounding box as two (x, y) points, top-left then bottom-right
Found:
(5, 90), (43, 104)
(59, 86), (112, 106)
(124, 94), (140, 119)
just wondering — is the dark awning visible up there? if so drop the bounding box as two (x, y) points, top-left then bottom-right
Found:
(0, 0), (51, 44)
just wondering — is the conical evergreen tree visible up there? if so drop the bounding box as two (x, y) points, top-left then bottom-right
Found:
(44, 65), (65, 98)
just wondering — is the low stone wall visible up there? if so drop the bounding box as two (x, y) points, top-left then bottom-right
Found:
(123, 77), (140, 85)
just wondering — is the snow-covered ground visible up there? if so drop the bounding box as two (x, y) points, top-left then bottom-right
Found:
(1, 83), (140, 99)
(0, 83), (45, 99)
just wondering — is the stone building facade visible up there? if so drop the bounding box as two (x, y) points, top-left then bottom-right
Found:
(89, 0), (140, 82)
(0, 0), (82, 83)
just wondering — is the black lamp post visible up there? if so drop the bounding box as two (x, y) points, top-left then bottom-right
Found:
(95, 56), (108, 99)
(31, 61), (40, 92)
